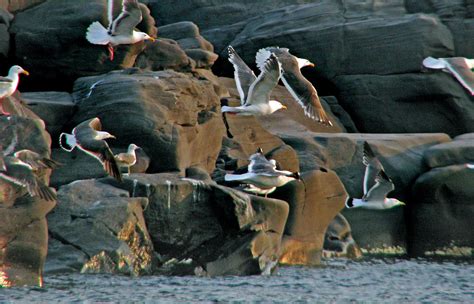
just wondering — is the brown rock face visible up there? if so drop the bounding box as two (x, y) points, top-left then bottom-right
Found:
(0, 116), (56, 287)
(275, 169), (347, 265)
(323, 213), (362, 259)
(409, 165), (474, 257)
(46, 180), (155, 276)
(71, 69), (225, 174)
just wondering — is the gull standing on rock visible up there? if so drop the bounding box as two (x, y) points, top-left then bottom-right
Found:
(0, 152), (57, 201)
(423, 56), (474, 95)
(114, 143), (140, 175)
(345, 142), (405, 209)
(59, 117), (123, 182)
(0, 65), (29, 116)
(86, 0), (155, 61)
(221, 46), (287, 116)
(225, 148), (300, 193)
(255, 47), (333, 126)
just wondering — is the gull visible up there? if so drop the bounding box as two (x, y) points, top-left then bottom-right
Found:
(255, 47), (333, 126)
(0, 153), (57, 201)
(467, 164), (474, 169)
(0, 65), (29, 116)
(345, 142), (405, 209)
(225, 147), (300, 191)
(13, 149), (61, 171)
(86, 0), (155, 61)
(114, 143), (140, 175)
(59, 117), (123, 182)
(221, 46), (287, 116)
(423, 56), (474, 95)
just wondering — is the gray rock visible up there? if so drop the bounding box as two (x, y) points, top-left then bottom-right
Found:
(334, 73), (474, 137)
(71, 69), (225, 174)
(424, 140), (474, 168)
(22, 91), (76, 140)
(409, 164), (474, 257)
(10, 0), (156, 91)
(104, 173), (289, 276)
(46, 179), (155, 275)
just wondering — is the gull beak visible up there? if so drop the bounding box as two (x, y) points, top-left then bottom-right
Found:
(308, 63), (315, 68)
(22, 70), (30, 76)
(148, 37), (156, 42)
(282, 105), (288, 110)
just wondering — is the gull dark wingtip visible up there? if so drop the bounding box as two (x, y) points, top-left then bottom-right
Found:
(345, 197), (354, 208)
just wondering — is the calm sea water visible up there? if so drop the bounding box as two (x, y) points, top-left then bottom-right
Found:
(2, 258), (473, 303)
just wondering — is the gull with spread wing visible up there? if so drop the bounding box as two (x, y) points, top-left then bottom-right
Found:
(86, 0), (155, 60)
(256, 47), (332, 126)
(345, 142), (405, 209)
(221, 46), (287, 116)
(423, 56), (474, 95)
(59, 117), (122, 182)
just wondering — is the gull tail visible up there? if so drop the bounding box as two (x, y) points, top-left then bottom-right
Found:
(59, 133), (76, 152)
(86, 21), (110, 45)
(221, 106), (244, 114)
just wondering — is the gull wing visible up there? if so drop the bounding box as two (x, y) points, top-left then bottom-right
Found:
(362, 141), (384, 195)
(228, 46), (256, 105)
(245, 53), (281, 106)
(109, 0), (142, 36)
(363, 170), (394, 202)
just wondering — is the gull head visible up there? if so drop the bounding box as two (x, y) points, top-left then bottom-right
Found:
(141, 32), (155, 42)
(129, 143), (140, 151)
(385, 198), (405, 208)
(96, 131), (116, 140)
(269, 100), (287, 113)
(296, 57), (315, 69)
(9, 65), (29, 76)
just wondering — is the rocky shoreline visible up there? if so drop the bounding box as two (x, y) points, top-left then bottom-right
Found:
(0, 0), (473, 287)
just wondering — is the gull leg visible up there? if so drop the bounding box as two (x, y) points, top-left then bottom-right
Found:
(128, 166), (130, 175)
(107, 44), (115, 61)
(0, 98), (10, 116)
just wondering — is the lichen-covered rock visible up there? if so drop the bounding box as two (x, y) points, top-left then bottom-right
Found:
(409, 164), (474, 257)
(71, 69), (225, 174)
(46, 180), (155, 275)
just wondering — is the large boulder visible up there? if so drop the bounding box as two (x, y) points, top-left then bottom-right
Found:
(280, 132), (450, 251)
(105, 173), (289, 276)
(423, 138), (474, 169)
(71, 69), (225, 174)
(323, 213), (362, 259)
(409, 164), (474, 257)
(10, 0), (157, 91)
(46, 179), (156, 275)
(274, 169), (347, 265)
(0, 115), (56, 287)
(334, 73), (474, 137)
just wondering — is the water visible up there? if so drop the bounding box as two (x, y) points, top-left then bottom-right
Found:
(2, 258), (473, 303)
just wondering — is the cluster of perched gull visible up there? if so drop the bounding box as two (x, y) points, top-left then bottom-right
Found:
(0, 0), (473, 210)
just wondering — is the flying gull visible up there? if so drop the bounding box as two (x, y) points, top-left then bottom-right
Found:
(221, 46), (287, 116)
(0, 152), (57, 201)
(86, 0), (155, 61)
(114, 143), (140, 175)
(13, 149), (61, 171)
(422, 56), (474, 95)
(255, 47), (333, 126)
(59, 117), (123, 182)
(0, 65), (29, 116)
(225, 147), (300, 191)
(345, 142), (405, 209)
